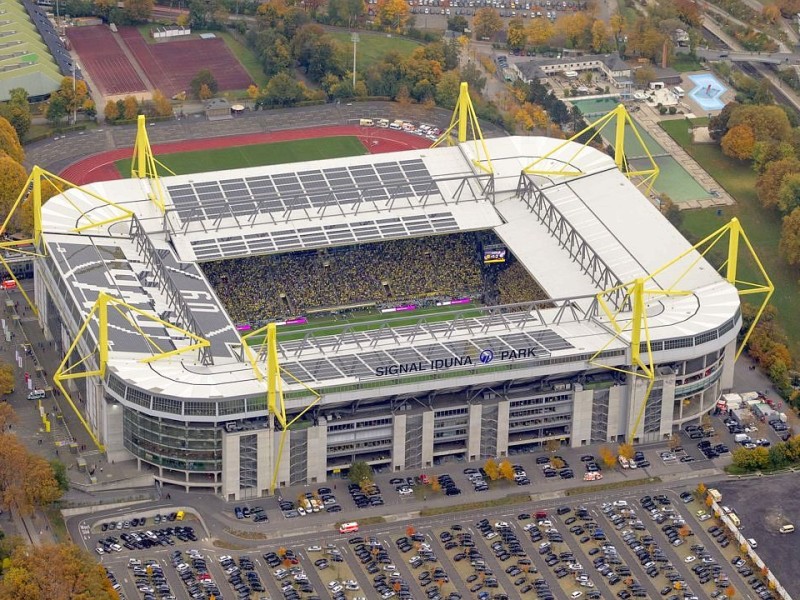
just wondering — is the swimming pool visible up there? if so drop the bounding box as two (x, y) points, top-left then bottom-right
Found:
(688, 73), (728, 111)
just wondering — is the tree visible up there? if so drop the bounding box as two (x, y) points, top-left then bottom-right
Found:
(327, 0), (365, 27)
(247, 84), (260, 100)
(447, 15), (468, 32)
(50, 460), (69, 492)
(83, 99), (96, 120)
(727, 104), (792, 145)
(190, 69), (219, 99)
(188, 0), (226, 28)
(123, 0), (154, 22)
(507, 17), (527, 50)
(780, 207), (800, 266)
(618, 443), (635, 460)
(198, 84), (213, 101)
(435, 70), (461, 108)
(103, 100), (119, 122)
(0, 364), (13, 396)
(0, 542), (118, 599)
(484, 458), (500, 480)
(659, 195), (682, 228)
(0, 89), (31, 141)
(599, 446), (617, 468)
(375, 0), (410, 32)
(0, 404), (15, 432)
(151, 90), (173, 117)
(58, 77), (89, 117)
(591, 20), (609, 52)
(0, 117), (24, 164)
(526, 18), (554, 47)
(430, 478), (441, 493)
(556, 12), (591, 48)
(757, 158), (800, 209)
(348, 461), (372, 484)
(122, 96), (139, 120)
(777, 172), (800, 214)
(0, 156), (27, 224)
(0, 433), (61, 516)
(721, 124), (756, 160)
(550, 457), (565, 469)
(725, 586), (736, 599)
(498, 459), (515, 481)
(473, 8), (503, 40)
(260, 72), (305, 107)
(514, 102), (548, 131)
(45, 96), (68, 127)
(460, 62), (486, 94)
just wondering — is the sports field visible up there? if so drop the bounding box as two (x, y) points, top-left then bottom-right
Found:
(247, 303), (486, 344)
(328, 32), (421, 70)
(115, 136), (368, 176)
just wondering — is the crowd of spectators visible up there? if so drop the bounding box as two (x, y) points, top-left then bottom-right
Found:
(496, 261), (549, 306)
(203, 233), (485, 323)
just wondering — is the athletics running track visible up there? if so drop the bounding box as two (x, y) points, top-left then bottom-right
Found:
(60, 125), (434, 185)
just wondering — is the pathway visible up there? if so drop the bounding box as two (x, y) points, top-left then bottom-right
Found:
(110, 29), (155, 97)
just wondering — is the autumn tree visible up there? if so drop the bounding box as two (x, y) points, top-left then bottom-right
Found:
(599, 446), (617, 468)
(198, 84), (213, 100)
(779, 207), (800, 266)
(103, 100), (119, 122)
(151, 90), (173, 117)
(484, 458), (500, 480)
(545, 439), (560, 453)
(725, 586), (736, 599)
(123, 0), (155, 22)
(526, 18), (554, 47)
(507, 17), (527, 50)
(0, 542), (118, 600)
(0, 363), (13, 396)
(122, 96), (139, 120)
(474, 8), (503, 41)
(556, 12), (591, 48)
(0, 404), (17, 432)
(498, 459), (516, 481)
(514, 102), (548, 131)
(0, 117), (24, 164)
(550, 457), (565, 469)
(591, 20), (609, 52)
(327, 0), (365, 27)
(247, 84), (260, 100)
(727, 104), (792, 145)
(58, 77), (89, 118)
(757, 158), (800, 209)
(259, 72), (305, 107)
(721, 124), (756, 160)
(430, 478), (442, 493)
(0, 433), (61, 516)
(375, 0), (410, 32)
(190, 69), (219, 99)
(0, 156), (27, 225)
(618, 442), (635, 460)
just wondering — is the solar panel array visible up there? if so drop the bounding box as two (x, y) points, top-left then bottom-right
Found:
(276, 320), (574, 384)
(167, 159), (439, 226)
(24, 1), (78, 76)
(190, 212), (460, 260)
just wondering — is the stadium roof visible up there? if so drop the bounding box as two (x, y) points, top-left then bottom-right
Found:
(0, 0), (70, 101)
(40, 136), (741, 404)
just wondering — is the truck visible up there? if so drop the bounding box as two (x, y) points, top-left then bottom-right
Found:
(708, 488), (722, 503)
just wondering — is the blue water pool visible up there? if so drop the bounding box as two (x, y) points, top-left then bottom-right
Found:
(688, 73), (728, 111)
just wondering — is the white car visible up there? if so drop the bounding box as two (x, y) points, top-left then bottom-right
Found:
(494, 521), (510, 528)
(747, 538), (758, 548)
(699, 514), (712, 522)
(684, 555), (696, 563)
(307, 545), (322, 552)
(613, 500), (628, 507)
(571, 592), (584, 599)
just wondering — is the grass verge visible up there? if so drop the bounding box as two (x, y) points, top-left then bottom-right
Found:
(564, 476), (662, 496)
(660, 118), (800, 355)
(418, 493), (531, 517)
(43, 503), (68, 542)
(212, 538), (249, 550)
(115, 136), (367, 176)
(671, 54), (706, 73)
(224, 527), (268, 539)
(334, 516), (386, 529)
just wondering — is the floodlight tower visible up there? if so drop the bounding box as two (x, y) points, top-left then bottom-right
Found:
(351, 32), (359, 89)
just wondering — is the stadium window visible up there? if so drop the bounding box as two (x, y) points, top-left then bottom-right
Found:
(126, 387), (152, 409)
(185, 401), (217, 416)
(152, 396), (182, 414)
(247, 397), (267, 412)
(219, 399), (246, 415)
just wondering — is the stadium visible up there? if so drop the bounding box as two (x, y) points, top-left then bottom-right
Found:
(25, 97), (766, 501)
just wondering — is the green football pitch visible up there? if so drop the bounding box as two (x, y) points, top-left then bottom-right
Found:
(115, 136), (368, 176)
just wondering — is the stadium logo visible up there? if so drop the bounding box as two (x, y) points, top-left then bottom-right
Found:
(374, 347), (537, 376)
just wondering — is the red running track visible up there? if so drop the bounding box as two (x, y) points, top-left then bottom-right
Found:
(59, 125), (433, 185)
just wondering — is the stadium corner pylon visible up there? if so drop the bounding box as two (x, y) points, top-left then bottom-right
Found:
(432, 82), (494, 175)
(131, 114), (175, 212)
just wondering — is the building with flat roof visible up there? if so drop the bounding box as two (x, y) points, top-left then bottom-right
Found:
(36, 133), (740, 499)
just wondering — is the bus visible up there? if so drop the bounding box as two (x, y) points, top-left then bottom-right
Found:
(339, 521), (359, 534)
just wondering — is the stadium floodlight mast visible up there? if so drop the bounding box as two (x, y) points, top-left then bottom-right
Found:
(351, 32), (359, 89)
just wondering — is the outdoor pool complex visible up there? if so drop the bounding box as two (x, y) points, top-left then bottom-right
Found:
(688, 73), (728, 111)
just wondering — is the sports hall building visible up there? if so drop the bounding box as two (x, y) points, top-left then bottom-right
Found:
(36, 134), (740, 500)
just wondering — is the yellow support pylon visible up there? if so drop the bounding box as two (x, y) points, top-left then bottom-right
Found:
(523, 104), (660, 194)
(431, 82), (494, 175)
(131, 115), (175, 212)
(588, 218), (773, 441)
(241, 323), (321, 494)
(53, 292), (212, 452)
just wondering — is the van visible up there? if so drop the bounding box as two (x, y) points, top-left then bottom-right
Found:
(359, 118), (374, 127)
(377, 119), (389, 128)
(176, 510), (185, 521)
(729, 513), (740, 528)
(27, 389), (46, 400)
(779, 524), (795, 534)
(734, 433), (750, 443)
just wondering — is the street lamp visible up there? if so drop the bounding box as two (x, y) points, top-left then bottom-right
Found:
(351, 32), (359, 89)
(72, 62), (79, 125)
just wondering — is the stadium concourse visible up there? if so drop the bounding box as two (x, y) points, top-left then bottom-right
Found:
(35, 127), (742, 500)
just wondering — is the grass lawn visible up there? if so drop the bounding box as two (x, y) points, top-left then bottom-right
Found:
(328, 31), (421, 70)
(671, 54), (705, 73)
(116, 136), (367, 176)
(660, 118), (800, 355)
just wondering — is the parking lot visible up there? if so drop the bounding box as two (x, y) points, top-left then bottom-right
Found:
(90, 472), (788, 600)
